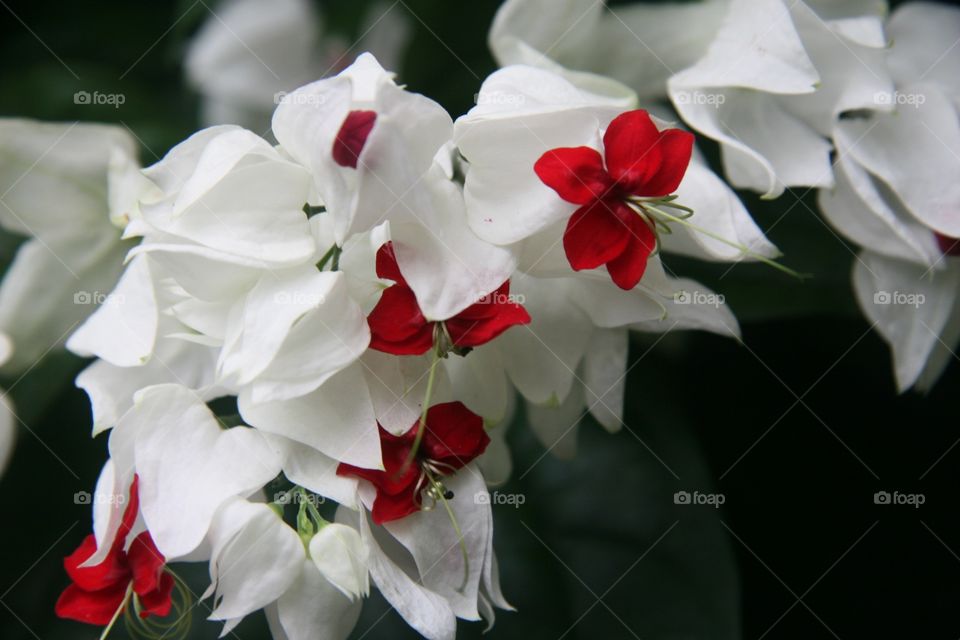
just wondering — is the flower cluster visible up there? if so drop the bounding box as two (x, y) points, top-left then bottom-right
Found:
(45, 49), (765, 639)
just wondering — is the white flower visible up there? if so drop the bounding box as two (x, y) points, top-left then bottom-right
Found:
(0, 120), (149, 372)
(490, 0), (728, 101)
(667, 0), (893, 198)
(272, 52), (453, 245)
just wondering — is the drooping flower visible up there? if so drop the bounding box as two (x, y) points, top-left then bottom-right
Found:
(366, 242), (530, 356)
(337, 401), (490, 523)
(55, 476), (173, 625)
(534, 109), (694, 289)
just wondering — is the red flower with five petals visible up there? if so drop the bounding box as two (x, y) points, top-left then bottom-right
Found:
(367, 242), (531, 356)
(534, 109), (695, 290)
(337, 401), (490, 523)
(55, 476), (173, 626)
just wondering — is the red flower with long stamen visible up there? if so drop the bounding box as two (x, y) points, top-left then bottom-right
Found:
(535, 109), (694, 290)
(367, 242), (530, 356)
(55, 476), (173, 626)
(337, 401), (490, 523)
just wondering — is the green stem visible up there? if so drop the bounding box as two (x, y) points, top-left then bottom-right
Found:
(642, 204), (805, 279)
(400, 343), (442, 474)
(425, 469), (470, 593)
(99, 582), (132, 640)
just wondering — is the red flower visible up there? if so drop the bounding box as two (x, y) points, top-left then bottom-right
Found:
(55, 476), (173, 626)
(337, 401), (490, 523)
(332, 110), (377, 168)
(935, 232), (960, 257)
(535, 109), (694, 290)
(367, 242), (531, 356)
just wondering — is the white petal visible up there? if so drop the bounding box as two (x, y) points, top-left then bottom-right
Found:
(351, 506), (457, 640)
(888, 2), (960, 102)
(66, 255), (158, 366)
(838, 85), (960, 238)
(390, 169), (518, 320)
(309, 523), (370, 600)
(664, 154), (780, 261)
(382, 466), (490, 620)
(265, 435), (360, 508)
(0, 119), (134, 238)
(132, 384), (283, 558)
(443, 344), (509, 423)
(238, 364), (380, 469)
(206, 497), (302, 620)
(76, 337), (219, 435)
(0, 386), (15, 477)
(634, 278), (741, 338)
(526, 381), (585, 459)
(582, 328), (627, 432)
(275, 559), (361, 640)
(853, 252), (959, 391)
(0, 233), (127, 373)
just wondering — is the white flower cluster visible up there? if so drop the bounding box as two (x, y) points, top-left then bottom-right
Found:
(0, 0), (954, 638)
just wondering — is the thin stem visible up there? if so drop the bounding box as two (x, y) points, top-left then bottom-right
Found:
(425, 469), (470, 593)
(642, 204), (805, 279)
(99, 582), (132, 640)
(400, 343), (442, 474)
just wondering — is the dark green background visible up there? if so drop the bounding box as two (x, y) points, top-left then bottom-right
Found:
(1, 1), (957, 639)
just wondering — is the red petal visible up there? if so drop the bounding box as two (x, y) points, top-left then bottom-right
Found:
(445, 302), (530, 348)
(332, 110), (377, 169)
(64, 535), (130, 592)
(534, 147), (614, 205)
(421, 402), (490, 469)
(636, 129), (695, 197)
(374, 242), (406, 284)
(603, 110), (694, 197)
(936, 232), (960, 256)
(136, 572), (174, 619)
(370, 488), (422, 524)
(55, 582), (129, 626)
(127, 533), (166, 597)
(606, 213), (656, 290)
(563, 200), (632, 271)
(367, 286), (434, 355)
(337, 427), (419, 496)
(602, 110), (663, 193)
